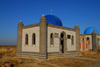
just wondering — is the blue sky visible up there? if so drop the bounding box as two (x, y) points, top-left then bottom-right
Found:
(0, 0), (100, 45)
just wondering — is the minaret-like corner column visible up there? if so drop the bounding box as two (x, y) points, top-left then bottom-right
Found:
(16, 20), (23, 57)
(74, 24), (80, 53)
(39, 14), (47, 60)
(92, 30), (97, 51)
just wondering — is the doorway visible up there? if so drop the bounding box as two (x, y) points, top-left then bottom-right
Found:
(60, 33), (64, 53)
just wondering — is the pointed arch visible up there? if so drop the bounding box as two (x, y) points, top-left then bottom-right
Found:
(25, 34), (28, 45)
(60, 31), (66, 37)
(32, 33), (36, 45)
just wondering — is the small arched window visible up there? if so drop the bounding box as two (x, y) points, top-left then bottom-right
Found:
(87, 37), (90, 45)
(82, 38), (84, 41)
(50, 33), (54, 45)
(32, 33), (36, 45)
(72, 36), (74, 45)
(25, 34), (28, 45)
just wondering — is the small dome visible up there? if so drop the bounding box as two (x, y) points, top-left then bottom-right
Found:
(45, 15), (62, 26)
(84, 27), (99, 34)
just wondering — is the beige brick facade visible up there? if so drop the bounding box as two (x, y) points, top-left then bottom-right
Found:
(48, 26), (76, 52)
(22, 26), (40, 52)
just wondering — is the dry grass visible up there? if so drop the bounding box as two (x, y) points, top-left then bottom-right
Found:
(0, 57), (21, 66)
(0, 49), (7, 55)
(0, 46), (16, 56)
(0, 46), (17, 66)
(37, 58), (100, 67)
(0, 46), (100, 67)
(77, 51), (100, 59)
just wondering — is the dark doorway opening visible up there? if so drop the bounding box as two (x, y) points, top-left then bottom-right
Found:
(60, 33), (64, 53)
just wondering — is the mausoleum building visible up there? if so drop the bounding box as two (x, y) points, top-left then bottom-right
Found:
(16, 14), (80, 60)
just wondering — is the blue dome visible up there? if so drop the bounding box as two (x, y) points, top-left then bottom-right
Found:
(45, 15), (62, 26)
(84, 27), (99, 34)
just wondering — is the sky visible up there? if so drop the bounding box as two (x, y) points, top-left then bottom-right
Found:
(0, 0), (100, 45)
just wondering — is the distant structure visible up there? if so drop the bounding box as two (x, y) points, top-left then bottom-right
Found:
(16, 11), (80, 60)
(80, 35), (89, 52)
(80, 27), (100, 52)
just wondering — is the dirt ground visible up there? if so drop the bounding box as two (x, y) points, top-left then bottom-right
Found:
(0, 45), (100, 67)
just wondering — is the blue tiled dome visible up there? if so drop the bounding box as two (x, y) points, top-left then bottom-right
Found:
(45, 15), (62, 26)
(84, 27), (99, 34)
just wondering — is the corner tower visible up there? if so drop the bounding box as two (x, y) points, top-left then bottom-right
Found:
(92, 30), (97, 51)
(16, 20), (23, 57)
(74, 24), (80, 52)
(39, 14), (47, 60)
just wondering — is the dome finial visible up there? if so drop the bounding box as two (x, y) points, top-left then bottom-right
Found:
(90, 22), (92, 27)
(20, 19), (22, 21)
(42, 12), (44, 16)
(51, 8), (52, 15)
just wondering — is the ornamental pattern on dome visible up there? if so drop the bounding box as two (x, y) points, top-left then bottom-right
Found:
(45, 15), (62, 26)
(84, 27), (99, 34)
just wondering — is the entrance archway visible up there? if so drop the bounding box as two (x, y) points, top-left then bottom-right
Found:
(60, 32), (67, 54)
(60, 33), (64, 53)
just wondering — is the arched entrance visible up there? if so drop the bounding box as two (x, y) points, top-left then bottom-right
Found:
(60, 33), (64, 53)
(60, 32), (67, 54)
